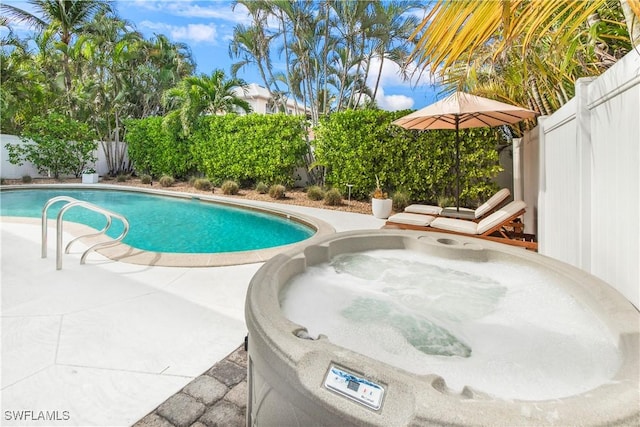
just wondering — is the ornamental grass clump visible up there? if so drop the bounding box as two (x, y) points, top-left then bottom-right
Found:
(437, 195), (454, 208)
(269, 184), (286, 199)
(194, 178), (213, 191)
(392, 191), (410, 211)
(255, 181), (268, 194)
(21, 175), (32, 183)
(140, 174), (152, 184)
(116, 174), (129, 182)
(159, 175), (174, 187)
(306, 185), (325, 201)
(221, 180), (239, 195)
(324, 188), (343, 206)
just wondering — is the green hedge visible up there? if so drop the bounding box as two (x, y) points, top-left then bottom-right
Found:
(314, 109), (502, 205)
(125, 114), (307, 185)
(125, 116), (194, 178)
(191, 114), (307, 186)
(125, 110), (502, 206)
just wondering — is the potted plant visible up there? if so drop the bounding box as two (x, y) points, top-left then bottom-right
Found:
(82, 168), (99, 184)
(371, 175), (393, 219)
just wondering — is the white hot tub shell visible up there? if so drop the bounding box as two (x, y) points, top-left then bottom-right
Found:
(245, 230), (640, 426)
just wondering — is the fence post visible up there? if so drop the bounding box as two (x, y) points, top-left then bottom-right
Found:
(575, 77), (596, 271)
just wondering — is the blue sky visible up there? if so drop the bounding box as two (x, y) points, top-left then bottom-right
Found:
(3, 0), (441, 110)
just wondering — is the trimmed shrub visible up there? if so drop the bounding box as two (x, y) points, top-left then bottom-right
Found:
(324, 188), (343, 206)
(392, 191), (410, 211)
(140, 174), (152, 184)
(191, 114), (307, 186)
(269, 184), (286, 199)
(194, 178), (213, 191)
(5, 113), (98, 179)
(159, 175), (174, 187)
(314, 109), (502, 205)
(125, 117), (194, 179)
(255, 181), (268, 194)
(21, 175), (32, 183)
(306, 185), (325, 201)
(221, 180), (239, 195)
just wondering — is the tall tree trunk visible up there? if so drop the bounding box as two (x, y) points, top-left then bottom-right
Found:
(322, 0), (330, 116)
(372, 54), (384, 102)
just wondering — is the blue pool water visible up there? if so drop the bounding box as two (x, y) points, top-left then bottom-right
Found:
(0, 189), (314, 253)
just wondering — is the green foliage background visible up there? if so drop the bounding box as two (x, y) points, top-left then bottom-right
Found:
(5, 113), (97, 179)
(125, 116), (194, 178)
(192, 114), (307, 186)
(125, 110), (503, 206)
(314, 110), (503, 205)
(125, 114), (307, 186)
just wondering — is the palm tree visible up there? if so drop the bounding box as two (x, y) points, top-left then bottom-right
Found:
(409, 0), (640, 113)
(229, 23), (286, 111)
(163, 69), (251, 135)
(131, 34), (195, 118)
(369, 1), (421, 102)
(0, 18), (46, 133)
(73, 12), (144, 174)
(1, 0), (112, 106)
(231, 1), (289, 112)
(261, 0), (307, 115)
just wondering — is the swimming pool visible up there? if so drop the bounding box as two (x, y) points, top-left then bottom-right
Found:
(0, 187), (315, 254)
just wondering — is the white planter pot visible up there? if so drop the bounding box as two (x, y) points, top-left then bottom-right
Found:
(371, 198), (393, 219)
(82, 173), (99, 184)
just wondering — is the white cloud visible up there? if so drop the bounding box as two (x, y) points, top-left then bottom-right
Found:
(366, 57), (406, 88)
(375, 87), (414, 111)
(140, 21), (218, 44)
(363, 57), (414, 110)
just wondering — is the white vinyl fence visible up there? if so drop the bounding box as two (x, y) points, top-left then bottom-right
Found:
(0, 134), (123, 179)
(536, 49), (640, 308)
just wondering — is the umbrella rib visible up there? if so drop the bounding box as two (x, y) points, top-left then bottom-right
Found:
(459, 111), (534, 126)
(404, 115), (457, 129)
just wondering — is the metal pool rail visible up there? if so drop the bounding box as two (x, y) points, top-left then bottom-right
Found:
(41, 196), (130, 270)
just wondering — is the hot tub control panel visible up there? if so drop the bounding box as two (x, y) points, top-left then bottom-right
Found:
(324, 364), (385, 411)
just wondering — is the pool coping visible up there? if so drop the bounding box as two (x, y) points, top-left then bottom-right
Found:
(0, 184), (336, 267)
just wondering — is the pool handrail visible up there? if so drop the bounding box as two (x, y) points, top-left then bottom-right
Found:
(41, 196), (130, 270)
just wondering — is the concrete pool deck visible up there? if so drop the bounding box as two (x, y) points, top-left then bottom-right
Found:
(1, 199), (385, 426)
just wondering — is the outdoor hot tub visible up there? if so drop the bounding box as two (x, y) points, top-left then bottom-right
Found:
(245, 230), (639, 426)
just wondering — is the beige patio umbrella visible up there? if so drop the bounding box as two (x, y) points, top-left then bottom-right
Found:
(393, 91), (537, 210)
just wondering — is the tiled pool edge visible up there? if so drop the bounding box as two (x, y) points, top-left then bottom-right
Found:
(0, 184), (336, 267)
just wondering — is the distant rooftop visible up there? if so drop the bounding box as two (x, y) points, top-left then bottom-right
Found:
(234, 83), (310, 116)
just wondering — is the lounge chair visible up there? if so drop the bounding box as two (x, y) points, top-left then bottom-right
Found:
(430, 200), (526, 237)
(385, 200), (537, 250)
(389, 188), (510, 226)
(440, 188), (511, 220)
(403, 188), (510, 220)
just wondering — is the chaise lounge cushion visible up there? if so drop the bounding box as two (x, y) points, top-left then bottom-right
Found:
(386, 212), (436, 227)
(476, 200), (525, 234)
(473, 188), (511, 219)
(429, 216), (478, 234)
(405, 188), (510, 220)
(430, 200), (526, 235)
(404, 204), (443, 215)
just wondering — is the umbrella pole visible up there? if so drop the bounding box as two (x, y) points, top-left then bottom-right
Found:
(455, 117), (460, 211)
